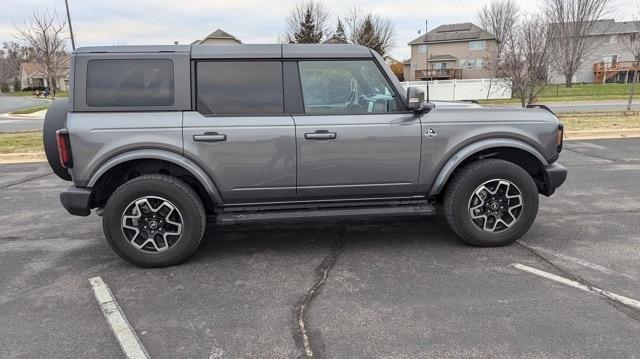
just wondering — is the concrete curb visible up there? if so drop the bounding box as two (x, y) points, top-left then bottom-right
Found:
(1, 110), (46, 120)
(0, 152), (46, 164)
(565, 128), (640, 140)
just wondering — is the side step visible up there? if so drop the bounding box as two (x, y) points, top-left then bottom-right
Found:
(216, 203), (436, 225)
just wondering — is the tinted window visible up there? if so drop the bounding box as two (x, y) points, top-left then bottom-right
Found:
(196, 61), (283, 115)
(298, 60), (398, 114)
(86, 59), (174, 107)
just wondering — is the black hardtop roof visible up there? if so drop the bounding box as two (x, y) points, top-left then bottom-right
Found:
(74, 45), (192, 53)
(74, 44), (374, 59)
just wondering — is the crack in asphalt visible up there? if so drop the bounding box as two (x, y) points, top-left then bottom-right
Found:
(0, 172), (53, 190)
(517, 242), (640, 322)
(564, 147), (640, 164)
(293, 229), (344, 359)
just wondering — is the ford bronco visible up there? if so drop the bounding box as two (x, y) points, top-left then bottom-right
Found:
(43, 44), (567, 267)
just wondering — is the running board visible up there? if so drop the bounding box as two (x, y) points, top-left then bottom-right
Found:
(216, 203), (436, 225)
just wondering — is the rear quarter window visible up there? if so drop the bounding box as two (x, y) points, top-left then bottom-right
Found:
(86, 59), (174, 107)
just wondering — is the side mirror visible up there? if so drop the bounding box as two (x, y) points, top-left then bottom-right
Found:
(406, 87), (426, 112)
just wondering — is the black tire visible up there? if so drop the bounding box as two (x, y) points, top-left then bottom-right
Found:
(443, 159), (538, 247)
(43, 99), (71, 181)
(103, 174), (206, 267)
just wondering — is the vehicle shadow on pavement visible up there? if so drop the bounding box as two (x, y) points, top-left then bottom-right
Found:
(193, 216), (463, 261)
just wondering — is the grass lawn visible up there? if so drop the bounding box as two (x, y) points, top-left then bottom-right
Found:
(4, 90), (68, 98)
(558, 112), (640, 131)
(0, 131), (44, 154)
(480, 83), (637, 104)
(9, 104), (50, 115)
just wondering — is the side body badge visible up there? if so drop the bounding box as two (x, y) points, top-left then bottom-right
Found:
(424, 128), (438, 138)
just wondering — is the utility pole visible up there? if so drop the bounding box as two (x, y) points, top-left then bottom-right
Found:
(424, 20), (428, 79)
(64, 0), (76, 50)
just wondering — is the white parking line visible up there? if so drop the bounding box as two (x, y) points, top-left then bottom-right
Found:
(89, 276), (150, 359)
(519, 243), (637, 281)
(513, 263), (640, 311)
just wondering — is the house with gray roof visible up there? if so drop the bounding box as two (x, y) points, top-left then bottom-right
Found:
(404, 23), (497, 81)
(549, 19), (640, 84)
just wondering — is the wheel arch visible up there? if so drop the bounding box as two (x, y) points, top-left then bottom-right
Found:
(429, 139), (549, 197)
(88, 149), (222, 211)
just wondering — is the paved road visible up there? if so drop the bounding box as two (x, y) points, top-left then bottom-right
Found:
(0, 95), (47, 132)
(0, 139), (639, 358)
(0, 95), (48, 114)
(0, 117), (44, 132)
(545, 101), (640, 113)
(489, 100), (640, 113)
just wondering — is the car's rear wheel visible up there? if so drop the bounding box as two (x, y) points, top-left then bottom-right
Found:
(103, 174), (206, 267)
(444, 159), (539, 247)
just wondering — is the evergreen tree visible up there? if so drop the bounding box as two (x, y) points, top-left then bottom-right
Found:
(333, 20), (347, 43)
(354, 16), (382, 54)
(293, 9), (323, 43)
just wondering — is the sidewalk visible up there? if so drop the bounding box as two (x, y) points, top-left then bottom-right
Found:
(0, 109), (47, 120)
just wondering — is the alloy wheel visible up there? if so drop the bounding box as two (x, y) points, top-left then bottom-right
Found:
(121, 196), (183, 253)
(467, 179), (523, 233)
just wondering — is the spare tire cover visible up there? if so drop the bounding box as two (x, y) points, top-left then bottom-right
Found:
(43, 99), (72, 181)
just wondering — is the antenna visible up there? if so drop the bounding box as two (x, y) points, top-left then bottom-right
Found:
(64, 0), (76, 50)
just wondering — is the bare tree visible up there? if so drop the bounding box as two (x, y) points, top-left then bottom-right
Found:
(342, 5), (364, 44)
(284, 1), (330, 43)
(478, 0), (520, 63)
(342, 7), (395, 56)
(477, 0), (519, 98)
(0, 47), (18, 91)
(499, 15), (553, 107)
(14, 10), (67, 99)
(1, 42), (38, 91)
(622, 9), (640, 110)
(544, 0), (612, 87)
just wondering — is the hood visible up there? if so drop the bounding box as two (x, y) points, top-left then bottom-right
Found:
(429, 100), (482, 109)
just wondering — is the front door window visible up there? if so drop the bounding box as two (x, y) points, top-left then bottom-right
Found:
(298, 60), (399, 114)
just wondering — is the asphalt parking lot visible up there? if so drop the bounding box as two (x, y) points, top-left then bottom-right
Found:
(1, 138), (639, 359)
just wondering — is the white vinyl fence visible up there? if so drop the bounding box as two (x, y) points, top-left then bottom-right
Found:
(401, 78), (512, 101)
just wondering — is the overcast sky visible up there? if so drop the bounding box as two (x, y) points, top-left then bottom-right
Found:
(1, 0), (637, 60)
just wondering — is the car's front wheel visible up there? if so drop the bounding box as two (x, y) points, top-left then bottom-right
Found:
(103, 174), (206, 267)
(444, 159), (539, 247)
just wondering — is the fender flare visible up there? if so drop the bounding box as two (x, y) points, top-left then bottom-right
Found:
(87, 149), (223, 203)
(428, 138), (549, 196)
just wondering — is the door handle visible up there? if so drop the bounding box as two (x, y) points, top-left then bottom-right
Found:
(304, 131), (337, 140)
(193, 132), (227, 142)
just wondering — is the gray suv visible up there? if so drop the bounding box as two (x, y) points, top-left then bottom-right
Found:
(43, 44), (567, 267)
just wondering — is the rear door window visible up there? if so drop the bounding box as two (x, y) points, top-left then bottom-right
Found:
(196, 61), (284, 115)
(86, 59), (174, 107)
